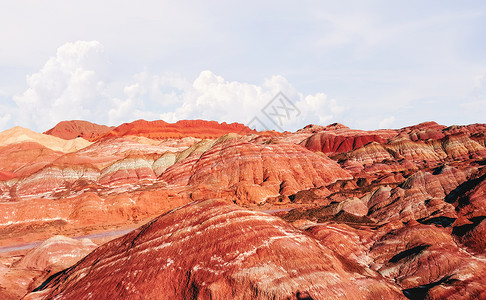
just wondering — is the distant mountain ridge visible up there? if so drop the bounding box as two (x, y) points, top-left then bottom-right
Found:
(43, 120), (114, 141)
(0, 126), (91, 152)
(0, 120), (484, 300)
(44, 119), (258, 141)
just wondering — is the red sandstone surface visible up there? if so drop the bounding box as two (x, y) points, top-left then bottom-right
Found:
(24, 199), (404, 299)
(0, 120), (484, 299)
(0, 235), (97, 299)
(98, 119), (256, 140)
(43, 120), (114, 141)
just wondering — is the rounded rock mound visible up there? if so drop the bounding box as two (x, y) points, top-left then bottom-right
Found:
(26, 199), (404, 299)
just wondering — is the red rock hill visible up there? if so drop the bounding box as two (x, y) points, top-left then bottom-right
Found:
(98, 119), (256, 140)
(26, 199), (404, 299)
(0, 121), (485, 299)
(44, 120), (114, 141)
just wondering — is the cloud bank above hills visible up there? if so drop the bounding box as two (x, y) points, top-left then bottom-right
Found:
(0, 1), (485, 132)
(8, 41), (344, 132)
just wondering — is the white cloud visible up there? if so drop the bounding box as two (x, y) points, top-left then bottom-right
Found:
(13, 41), (111, 130)
(104, 68), (345, 131)
(6, 40), (345, 132)
(137, 70), (345, 131)
(1, 2), (485, 132)
(379, 116), (395, 129)
(299, 93), (346, 125)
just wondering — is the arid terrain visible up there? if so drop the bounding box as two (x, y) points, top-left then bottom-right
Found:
(0, 119), (484, 299)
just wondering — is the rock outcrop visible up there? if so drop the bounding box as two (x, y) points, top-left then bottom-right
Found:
(15, 236), (97, 272)
(369, 223), (486, 299)
(162, 135), (352, 203)
(43, 120), (114, 141)
(99, 119), (255, 140)
(0, 236), (96, 300)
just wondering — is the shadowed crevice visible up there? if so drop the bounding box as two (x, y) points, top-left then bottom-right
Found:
(417, 216), (456, 227)
(389, 245), (429, 263)
(402, 275), (456, 300)
(452, 216), (486, 237)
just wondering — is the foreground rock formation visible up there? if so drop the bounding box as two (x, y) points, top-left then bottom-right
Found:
(25, 199), (404, 299)
(0, 120), (484, 299)
(0, 236), (96, 299)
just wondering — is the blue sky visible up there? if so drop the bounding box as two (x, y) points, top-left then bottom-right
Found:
(0, 0), (485, 132)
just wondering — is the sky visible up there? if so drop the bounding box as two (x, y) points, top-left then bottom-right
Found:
(0, 0), (485, 132)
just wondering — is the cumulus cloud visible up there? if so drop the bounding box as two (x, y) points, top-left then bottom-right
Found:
(124, 70), (346, 131)
(160, 71), (295, 124)
(7, 40), (345, 132)
(106, 69), (345, 132)
(12, 41), (111, 130)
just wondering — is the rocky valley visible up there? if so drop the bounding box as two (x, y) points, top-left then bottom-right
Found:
(0, 119), (484, 299)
